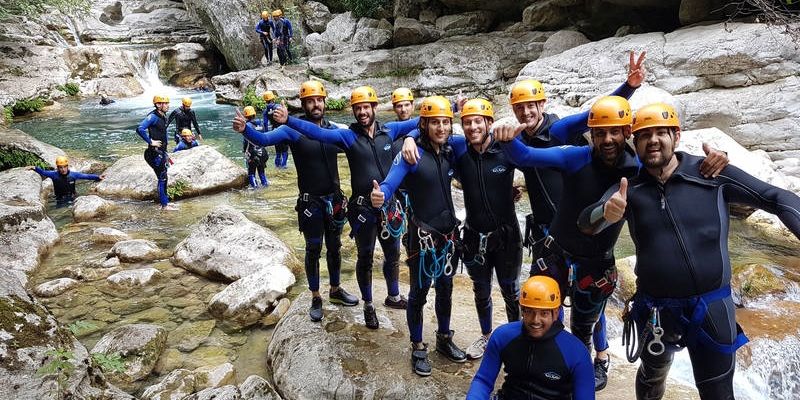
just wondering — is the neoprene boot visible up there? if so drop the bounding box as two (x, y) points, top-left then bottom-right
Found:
(259, 172), (269, 187)
(435, 330), (467, 363)
(248, 174), (257, 189)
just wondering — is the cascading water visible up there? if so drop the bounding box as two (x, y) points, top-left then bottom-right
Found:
(63, 15), (82, 46)
(122, 48), (177, 104)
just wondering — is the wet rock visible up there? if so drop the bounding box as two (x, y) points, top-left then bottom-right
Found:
(95, 145), (247, 201)
(67, 265), (121, 281)
(159, 42), (225, 88)
(745, 210), (800, 243)
(195, 362), (236, 388)
(238, 375), (282, 400)
(62, 45), (144, 97)
(208, 267), (296, 329)
(0, 269), (133, 400)
(72, 194), (114, 221)
(540, 30), (590, 58)
(0, 126), (89, 170)
(435, 11), (494, 37)
(211, 65), (307, 105)
(173, 205), (291, 282)
(732, 263), (787, 303)
(101, 256), (122, 268)
(351, 18), (393, 51)
(393, 17), (441, 47)
(141, 368), (197, 400)
(33, 277), (80, 297)
(186, 385), (241, 400)
(107, 267), (163, 287)
(110, 239), (164, 263)
(0, 168), (59, 284)
(183, 0), (263, 70)
(91, 227), (131, 244)
(91, 323), (168, 391)
(303, 1), (334, 33)
(260, 297), (291, 327)
(168, 320), (217, 352)
(0, 44), (70, 107)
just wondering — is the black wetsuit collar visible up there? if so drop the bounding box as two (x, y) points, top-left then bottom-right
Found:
(638, 151), (706, 185)
(522, 113), (555, 142)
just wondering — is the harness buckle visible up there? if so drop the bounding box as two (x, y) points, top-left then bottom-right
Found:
(301, 193), (310, 202)
(357, 214), (367, 223)
(543, 235), (554, 249)
(536, 258), (548, 272)
(303, 209), (313, 218)
(356, 196), (366, 206)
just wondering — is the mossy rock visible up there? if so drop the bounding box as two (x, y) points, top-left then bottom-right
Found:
(732, 263), (787, 301)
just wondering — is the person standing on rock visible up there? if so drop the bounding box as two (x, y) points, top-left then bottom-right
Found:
(242, 106), (269, 189)
(167, 97), (203, 144)
(467, 275), (594, 399)
(137, 94), (176, 211)
(273, 85), (419, 329)
(271, 9), (293, 66)
(233, 80), (359, 322)
(255, 10), (275, 65)
(371, 96), (468, 376)
(262, 90), (289, 169)
(398, 99), (523, 361)
(173, 128), (199, 152)
(30, 156), (105, 206)
(578, 102), (800, 400)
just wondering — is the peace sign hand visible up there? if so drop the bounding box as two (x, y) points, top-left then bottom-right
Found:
(627, 51), (646, 88)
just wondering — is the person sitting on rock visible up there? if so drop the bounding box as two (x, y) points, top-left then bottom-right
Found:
(137, 94), (176, 211)
(173, 128), (199, 153)
(255, 10), (275, 65)
(30, 156), (105, 206)
(242, 106), (269, 189)
(167, 97), (203, 144)
(99, 92), (115, 106)
(467, 275), (594, 399)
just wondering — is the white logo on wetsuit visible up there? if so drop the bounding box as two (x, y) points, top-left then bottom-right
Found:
(383, 143), (391, 151)
(544, 371), (561, 381)
(393, 153), (402, 165)
(491, 165), (507, 174)
(447, 169), (454, 177)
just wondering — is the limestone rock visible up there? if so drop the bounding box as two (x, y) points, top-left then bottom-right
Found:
(91, 227), (131, 244)
(0, 44), (70, 107)
(211, 65), (307, 105)
(351, 18), (393, 51)
(33, 277), (80, 297)
(521, 1), (572, 31)
(62, 45), (144, 97)
(435, 11), (494, 37)
(141, 369), (197, 400)
(72, 194), (114, 221)
(111, 239), (164, 263)
(183, 0), (262, 70)
(304, 32), (334, 56)
(172, 205), (291, 282)
(238, 375), (281, 400)
(437, 0), (535, 20)
(102, 256), (122, 268)
(0, 126), (89, 170)
(159, 42), (224, 87)
(732, 263), (787, 302)
(260, 297), (291, 327)
(195, 362), (236, 388)
(95, 145), (246, 201)
(107, 268), (163, 287)
(208, 266), (296, 329)
(393, 17), (441, 47)
(303, 1), (333, 33)
(91, 323), (168, 391)
(67, 265), (121, 282)
(185, 386), (241, 400)
(167, 320), (217, 352)
(540, 30), (590, 58)
(322, 12), (358, 46)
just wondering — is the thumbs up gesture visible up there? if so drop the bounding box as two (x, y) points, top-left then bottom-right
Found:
(273, 102), (289, 124)
(370, 180), (385, 208)
(603, 177), (628, 223)
(492, 122), (529, 142)
(232, 109), (247, 133)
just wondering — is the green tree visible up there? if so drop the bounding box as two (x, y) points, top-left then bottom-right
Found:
(0, 0), (91, 19)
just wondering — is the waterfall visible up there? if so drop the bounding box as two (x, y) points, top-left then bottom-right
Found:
(123, 49), (169, 94)
(48, 30), (69, 48)
(64, 16), (82, 46)
(735, 335), (800, 399)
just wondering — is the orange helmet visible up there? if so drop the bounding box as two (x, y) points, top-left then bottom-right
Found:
(461, 98), (494, 120)
(182, 97), (192, 107)
(261, 10), (269, 19)
(419, 96), (453, 118)
(262, 91), (276, 101)
(520, 276), (561, 309)
(152, 95), (169, 104)
(587, 96), (632, 128)
(391, 87), (414, 104)
(350, 86), (378, 105)
(510, 80), (546, 105)
(55, 156), (69, 167)
(272, 9), (282, 17)
(180, 128), (193, 138)
(299, 81), (327, 99)
(243, 106), (256, 118)
(632, 103), (680, 133)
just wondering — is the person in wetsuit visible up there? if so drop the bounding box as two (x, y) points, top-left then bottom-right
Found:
(173, 128), (199, 153)
(31, 156), (105, 206)
(274, 85), (418, 329)
(137, 94), (176, 210)
(389, 87), (415, 250)
(242, 106), (269, 189)
(579, 103), (800, 400)
(399, 98), (523, 361)
(467, 275), (594, 400)
(167, 97), (203, 144)
(262, 90), (289, 169)
(371, 96), (467, 376)
(271, 9), (293, 65)
(233, 80), (358, 321)
(494, 96), (728, 391)
(255, 10), (274, 64)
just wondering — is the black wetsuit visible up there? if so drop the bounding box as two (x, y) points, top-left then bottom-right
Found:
(579, 152), (800, 400)
(467, 320), (594, 400)
(242, 118), (346, 292)
(285, 115), (419, 303)
(136, 109), (169, 206)
(255, 19), (274, 63)
(167, 106), (201, 144)
(378, 137), (459, 343)
(33, 167), (102, 205)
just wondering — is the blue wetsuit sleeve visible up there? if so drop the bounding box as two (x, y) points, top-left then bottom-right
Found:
(379, 152), (419, 202)
(173, 143), (185, 152)
(33, 167), (59, 180)
(549, 112), (590, 145)
(242, 124), (300, 147)
(385, 117), (420, 140)
(286, 19), (293, 37)
(286, 116), (355, 147)
(466, 330), (504, 399)
(719, 164), (800, 239)
(405, 128), (420, 140)
(555, 333), (595, 400)
(255, 21), (264, 34)
(69, 171), (102, 181)
(136, 114), (156, 145)
(610, 81), (637, 100)
(501, 139), (591, 173)
(450, 135), (468, 160)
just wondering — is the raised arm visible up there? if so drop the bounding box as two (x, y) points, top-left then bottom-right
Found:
(242, 124), (300, 147)
(285, 116), (355, 147)
(501, 138), (591, 173)
(69, 171), (102, 181)
(720, 165), (800, 239)
(33, 167), (59, 180)
(385, 117), (420, 140)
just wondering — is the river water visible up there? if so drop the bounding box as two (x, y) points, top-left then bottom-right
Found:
(13, 91), (800, 399)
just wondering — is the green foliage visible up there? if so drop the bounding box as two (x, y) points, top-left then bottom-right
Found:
(66, 320), (96, 336)
(91, 352), (125, 374)
(325, 96), (349, 111)
(0, 148), (48, 171)
(373, 67), (423, 79)
(57, 82), (80, 96)
(325, 0), (390, 18)
(167, 179), (190, 200)
(37, 348), (75, 394)
(0, 0), (91, 19)
(11, 97), (45, 115)
(242, 86), (266, 111)
(2, 107), (12, 124)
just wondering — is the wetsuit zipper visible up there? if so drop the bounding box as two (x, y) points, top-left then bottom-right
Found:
(476, 153), (499, 228)
(659, 183), (699, 294)
(368, 135), (386, 180)
(533, 168), (557, 216)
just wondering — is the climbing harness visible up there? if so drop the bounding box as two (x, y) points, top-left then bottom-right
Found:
(380, 198), (407, 240)
(417, 227), (455, 289)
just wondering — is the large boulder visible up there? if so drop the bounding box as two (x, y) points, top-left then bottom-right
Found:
(0, 43), (70, 107)
(95, 145), (246, 201)
(520, 0), (573, 31)
(75, 0), (206, 45)
(142, 369), (277, 400)
(0, 269), (133, 400)
(72, 194), (114, 221)
(350, 18), (393, 51)
(211, 65), (307, 105)
(62, 45), (144, 97)
(110, 239), (165, 263)
(0, 126), (93, 171)
(0, 168), (59, 284)
(435, 11), (495, 37)
(183, 0), (263, 70)
(91, 323), (168, 391)
(172, 205), (291, 282)
(304, 32), (335, 56)
(393, 17), (441, 47)
(159, 42), (225, 88)
(540, 30), (590, 58)
(303, 1), (334, 33)
(90, 227), (131, 244)
(107, 267), (163, 287)
(208, 268), (297, 329)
